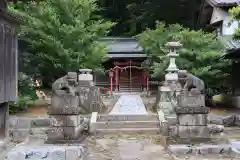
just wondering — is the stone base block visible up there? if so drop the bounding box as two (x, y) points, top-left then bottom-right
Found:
(50, 115), (84, 127)
(178, 114), (208, 126)
(9, 129), (30, 141)
(165, 115), (177, 125)
(47, 127), (64, 141)
(175, 106), (209, 114)
(30, 128), (48, 135)
(63, 125), (85, 140)
(31, 117), (50, 128)
(49, 95), (80, 115)
(47, 124), (86, 142)
(5, 145), (85, 160)
(168, 144), (231, 156)
(169, 125), (210, 138)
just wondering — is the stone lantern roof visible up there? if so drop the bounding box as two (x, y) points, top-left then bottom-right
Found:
(165, 41), (182, 49)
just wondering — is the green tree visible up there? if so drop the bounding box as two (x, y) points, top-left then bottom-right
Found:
(136, 23), (231, 89)
(9, 0), (114, 86)
(229, 6), (240, 39)
(97, 0), (201, 36)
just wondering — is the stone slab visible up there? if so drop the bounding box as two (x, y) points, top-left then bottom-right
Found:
(110, 95), (147, 115)
(5, 145), (85, 160)
(175, 106), (210, 114)
(169, 125), (210, 138)
(168, 144), (231, 155)
(49, 115), (85, 127)
(31, 118), (50, 128)
(177, 93), (205, 107)
(178, 114), (208, 126)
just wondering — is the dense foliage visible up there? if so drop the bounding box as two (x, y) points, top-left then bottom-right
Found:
(229, 6), (240, 39)
(136, 23), (231, 90)
(9, 0), (114, 86)
(97, 0), (201, 36)
(9, 73), (37, 114)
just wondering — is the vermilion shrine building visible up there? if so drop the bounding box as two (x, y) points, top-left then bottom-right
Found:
(95, 37), (155, 93)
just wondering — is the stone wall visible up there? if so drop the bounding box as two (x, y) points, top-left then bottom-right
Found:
(9, 116), (50, 141)
(8, 115), (91, 141)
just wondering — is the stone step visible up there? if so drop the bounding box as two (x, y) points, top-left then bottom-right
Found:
(119, 88), (142, 92)
(96, 128), (160, 135)
(95, 121), (160, 129)
(97, 114), (158, 122)
(119, 89), (142, 92)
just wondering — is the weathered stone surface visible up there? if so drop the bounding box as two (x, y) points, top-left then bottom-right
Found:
(207, 124), (224, 133)
(63, 126), (84, 140)
(169, 125), (210, 138)
(31, 117), (50, 128)
(198, 144), (230, 154)
(160, 120), (169, 136)
(223, 115), (236, 126)
(158, 102), (175, 115)
(178, 114), (208, 126)
(208, 113), (224, 125)
(169, 144), (230, 155)
(177, 91), (205, 107)
(8, 117), (19, 128)
(168, 144), (191, 155)
(65, 115), (80, 127)
(14, 118), (31, 129)
(235, 115), (240, 126)
(9, 129), (30, 140)
(30, 128), (48, 135)
(49, 115), (66, 127)
(165, 115), (177, 125)
(175, 106), (209, 114)
(47, 127), (64, 141)
(5, 146), (85, 160)
(50, 95), (80, 115)
(208, 114), (240, 127)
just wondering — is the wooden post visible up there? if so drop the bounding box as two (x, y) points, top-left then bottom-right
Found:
(115, 67), (119, 91)
(109, 71), (113, 95)
(146, 76), (149, 94)
(146, 71), (149, 94)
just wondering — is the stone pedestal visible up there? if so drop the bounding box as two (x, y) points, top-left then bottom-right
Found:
(47, 93), (87, 143)
(174, 89), (211, 138)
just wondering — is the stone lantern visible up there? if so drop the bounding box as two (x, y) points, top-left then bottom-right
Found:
(165, 41), (182, 83)
(78, 69), (93, 86)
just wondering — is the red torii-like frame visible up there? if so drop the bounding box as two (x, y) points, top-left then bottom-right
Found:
(106, 60), (149, 94)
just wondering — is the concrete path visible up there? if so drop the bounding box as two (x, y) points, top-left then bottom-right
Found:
(109, 95), (147, 115)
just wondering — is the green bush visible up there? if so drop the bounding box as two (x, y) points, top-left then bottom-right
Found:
(9, 72), (37, 114)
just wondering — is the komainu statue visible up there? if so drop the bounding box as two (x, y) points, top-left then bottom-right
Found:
(52, 72), (78, 96)
(47, 70), (106, 143)
(51, 71), (106, 114)
(178, 70), (205, 93)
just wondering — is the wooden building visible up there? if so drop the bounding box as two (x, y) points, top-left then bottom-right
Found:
(95, 37), (158, 93)
(0, 0), (19, 140)
(198, 0), (239, 35)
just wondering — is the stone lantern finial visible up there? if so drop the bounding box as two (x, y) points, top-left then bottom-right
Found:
(164, 41), (182, 82)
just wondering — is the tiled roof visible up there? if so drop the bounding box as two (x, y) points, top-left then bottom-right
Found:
(98, 37), (143, 53)
(207, 0), (240, 6)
